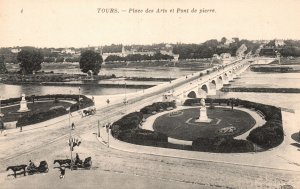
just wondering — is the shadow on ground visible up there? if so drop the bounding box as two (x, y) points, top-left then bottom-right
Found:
(291, 132), (300, 143)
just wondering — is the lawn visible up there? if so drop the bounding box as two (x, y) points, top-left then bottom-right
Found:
(0, 100), (74, 122)
(153, 107), (256, 141)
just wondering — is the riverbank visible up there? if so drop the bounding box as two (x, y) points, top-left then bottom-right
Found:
(41, 82), (154, 89)
(250, 66), (300, 73)
(221, 87), (300, 93)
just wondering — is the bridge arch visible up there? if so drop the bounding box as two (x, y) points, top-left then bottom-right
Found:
(201, 84), (208, 93)
(198, 84), (208, 98)
(187, 91), (197, 98)
(223, 73), (229, 84)
(208, 80), (217, 95)
(211, 79), (217, 86)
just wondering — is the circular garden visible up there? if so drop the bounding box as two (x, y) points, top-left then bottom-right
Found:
(153, 107), (256, 141)
(111, 99), (284, 153)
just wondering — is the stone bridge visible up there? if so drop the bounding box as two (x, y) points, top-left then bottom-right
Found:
(161, 57), (276, 105)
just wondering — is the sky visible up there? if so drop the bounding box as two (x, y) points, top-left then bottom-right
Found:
(0, 0), (300, 48)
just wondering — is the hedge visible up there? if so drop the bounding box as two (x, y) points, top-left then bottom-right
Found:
(140, 101), (176, 114)
(13, 94), (94, 127)
(16, 107), (68, 127)
(70, 95), (94, 112)
(183, 98), (231, 106)
(192, 136), (255, 153)
(0, 94), (86, 106)
(247, 120), (283, 148)
(111, 110), (168, 146)
(117, 129), (168, 146)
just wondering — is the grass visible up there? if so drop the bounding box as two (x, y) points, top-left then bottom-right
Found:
(153, 107), (256, 141)
(0, 101), (73, 122)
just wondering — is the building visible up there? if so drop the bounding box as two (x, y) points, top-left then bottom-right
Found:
(11, 48), (21, 53)
(61, 48), (76, 55)
(102, 44), (179, 62)
(275, 39), (285, 47)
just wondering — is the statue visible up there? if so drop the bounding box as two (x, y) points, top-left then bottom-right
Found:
(200, 98), (205, 107)
(18, 94), (29, 112)
(195, 98), (211, 123)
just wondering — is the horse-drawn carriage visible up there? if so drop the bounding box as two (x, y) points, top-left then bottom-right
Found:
(7, 160), (49, 178)
(53, 157), (92, 170)
(71, 157), (92, 170)
(27, 161), (49, 175)
(82, 107), (96, 117)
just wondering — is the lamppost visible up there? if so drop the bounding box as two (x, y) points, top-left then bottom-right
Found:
(78, 87), (81, 101)
(77, 87), (81, 111)
(0, 96), (3, 118)
(98, 120), (100, 138)
(123, 78), (128, 114)
(0, 96), (4, 132)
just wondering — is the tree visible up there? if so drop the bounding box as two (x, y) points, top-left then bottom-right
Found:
(17, 49), (44, 74)
(0, 55), (7, 73)
(79, 50), (103, 75)
(221, 37), (227, 44)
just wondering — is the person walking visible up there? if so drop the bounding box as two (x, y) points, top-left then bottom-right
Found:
(59, 167), (65, 179)
(71, 122), (75, 130)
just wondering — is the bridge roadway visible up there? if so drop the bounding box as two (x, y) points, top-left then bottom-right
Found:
(1, 58), (299, 188)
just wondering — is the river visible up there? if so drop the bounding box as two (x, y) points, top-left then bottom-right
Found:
(1, 63), (300, 111)
(217, 67), (300, 110)
(1, 63), (205, 99)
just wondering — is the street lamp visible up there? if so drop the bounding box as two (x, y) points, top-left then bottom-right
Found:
(78, 87), (81, 109)
(0, 96), (3, 118)
(78, 87), (81, 100)
(0, 96), (4, 132)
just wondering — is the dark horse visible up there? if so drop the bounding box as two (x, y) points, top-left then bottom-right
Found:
(53, 159), (71, 167)
(6, 164), (27, 178)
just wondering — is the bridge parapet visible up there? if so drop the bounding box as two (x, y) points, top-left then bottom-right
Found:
(171, 59), (251, 103)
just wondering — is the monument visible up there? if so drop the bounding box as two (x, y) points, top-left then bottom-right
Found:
(18, 94), (29, 112)
(195, 98), (211, 123)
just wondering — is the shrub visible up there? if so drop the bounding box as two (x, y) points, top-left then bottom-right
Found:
(140, 101), (176, 114)
(117, 129), (168, 146)
(16, 107), (68, 127)
(111, 110), (168, 147)
(70, 95), (94, 112)
(247, 120), (283, 148)
(192, 136), (255, 153)
(111, 112), (143, 138)
(53, 98), (60, 103)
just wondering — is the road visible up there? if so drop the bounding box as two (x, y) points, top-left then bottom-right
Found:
(1, 59), (299, 188)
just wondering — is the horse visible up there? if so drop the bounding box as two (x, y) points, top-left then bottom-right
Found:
(6, 164), (27, 178)
(53, 159), (71, 167)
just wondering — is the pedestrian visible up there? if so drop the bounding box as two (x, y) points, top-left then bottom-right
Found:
(59, 167), (65, 179)
(71, 122), (75, 130)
